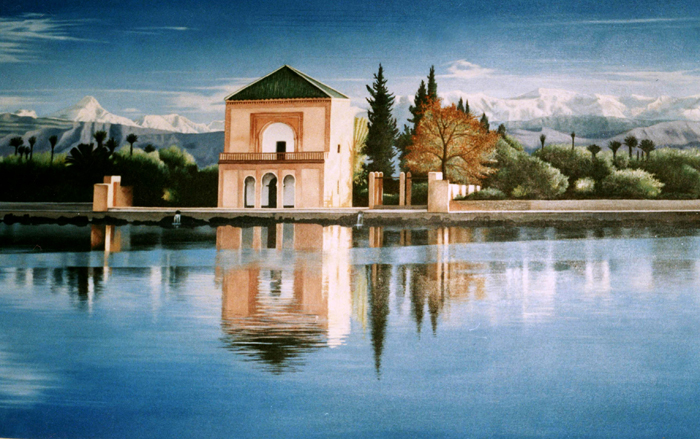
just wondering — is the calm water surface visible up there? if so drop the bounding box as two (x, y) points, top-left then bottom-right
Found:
(1, 223), (700, 438)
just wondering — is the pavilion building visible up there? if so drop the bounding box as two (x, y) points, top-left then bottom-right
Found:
(218, 65), (354, 209)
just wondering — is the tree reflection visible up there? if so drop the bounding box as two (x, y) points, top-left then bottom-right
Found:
(368, 264), (391, 376)
(65, 267), (103, 310)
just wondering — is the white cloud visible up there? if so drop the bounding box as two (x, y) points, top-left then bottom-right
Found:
(569, 17), (697, 26)
(135, 26), (191, 31)
(0, 14), (95, 63)
(0, 95), (40, 111)
(439, 60), (495, 80)
(601, 69), (700, 85)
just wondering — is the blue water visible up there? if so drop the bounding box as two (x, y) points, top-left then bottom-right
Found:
(1, 223), (700, 438)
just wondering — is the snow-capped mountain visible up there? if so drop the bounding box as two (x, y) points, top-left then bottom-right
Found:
(135, 114), (211, 134)
(438, 88), (700, 122)
(49, 96), (139, 127)
(207, 120), (225, 132)
(13, 109), (37, 118)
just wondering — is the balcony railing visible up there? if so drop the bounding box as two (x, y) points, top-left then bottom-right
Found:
(219, 152), (327, 163)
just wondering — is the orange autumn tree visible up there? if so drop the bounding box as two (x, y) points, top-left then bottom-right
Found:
(404, 99), (499, 184)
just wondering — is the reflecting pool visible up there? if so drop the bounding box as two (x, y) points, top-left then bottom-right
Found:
(1, 223), (700, 438)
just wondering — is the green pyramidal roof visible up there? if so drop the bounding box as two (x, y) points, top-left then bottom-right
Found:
(226, 65), (348, 101)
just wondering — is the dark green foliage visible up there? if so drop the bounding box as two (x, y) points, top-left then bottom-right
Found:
(0, 145), (218, 206)
(639, 139), (655, 159)
(66, 143), (112, 187)
(9, 136), (23, 155)
(634, 148), (700, 198)
(125, 133), (138, 156)
(143, 144), (156, 153)
(395, 125), (412, 172)
(105, 138), (118, 156)
(501, 135), (524, 152)
(608, 140), (622, 161)
(113, 151), (167, 206)
(28, 136), (36, 160)
(465, 187), (506, 200)
(93, 131), (107, 150)
(365, 64), (398, 176)
(587, 144), (602, 159)
(570, 131), (575, 151)
(624, 135), (638, 158)
(539, 134), (546, 150)
(0, 153), (88, 202)
(457, 98), (465, 113)
(410, 181), (428, 205)
(427, 66), (437, 101)
(464, 99), (470, 115)
(601, 169), (663, 198)
(484, 138), (568, 199)
(49, 135), (58, 163)
(497, 124), (507, 136)
(480, 113), (490, 131)
(409, 80), (429, 129)
(534, 144), (612, 194)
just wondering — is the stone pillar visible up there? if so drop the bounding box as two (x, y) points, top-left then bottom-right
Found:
(399, 172), (406, 206)
(93, 184), (110, 212)
(368, 172), (375, 209)
(377, 172), (383, 207)
(406, 172), (412, 206)
(428, 172), (450, 213)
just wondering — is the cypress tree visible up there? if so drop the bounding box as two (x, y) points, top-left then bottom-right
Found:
(427, 65), (438, 101)
(365, 64), (398, 176)
(457, 98), (465, 113)
(480, 113), (490, 132)
(464, 99), (470, 115)
(408, 80), (429, 132)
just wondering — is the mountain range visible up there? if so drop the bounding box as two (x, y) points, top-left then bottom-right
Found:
(5, 90), (700, 166)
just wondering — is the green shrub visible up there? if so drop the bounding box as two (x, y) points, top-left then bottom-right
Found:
(634, 148), (700, 198)
(465, 187), (506, 200)
(484, 141), (569, 199)
(573, 177), (596, 196)
(534, 144), (613, 192)
(601, 169), (663, 198)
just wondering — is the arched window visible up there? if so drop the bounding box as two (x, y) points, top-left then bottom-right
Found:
(262, 123), (295, 154)
(283, 175), (295, 208)
(261, 173), (278, 208)
(244, 176), (255, 208)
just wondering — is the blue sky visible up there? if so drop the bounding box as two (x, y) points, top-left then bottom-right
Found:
(2, 0), (700, 123)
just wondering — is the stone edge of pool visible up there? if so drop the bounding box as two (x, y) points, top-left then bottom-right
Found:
(3, 201), (700, 227)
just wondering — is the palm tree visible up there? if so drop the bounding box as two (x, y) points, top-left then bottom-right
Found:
(539, 134), (546, 151)
(105, 137), (118, 156)
(624, 135), (638, 159)
(93, 130), (107, 150)
(608, 140), (622, 161)
(639, 139), (656, 159)
(49, 135), (58, 163)
(28, 136), (36, 161)
(66, 143), (110, 185)
(19, 145), (29, 160)
(587, 144), (601, 159)
(125, 133), (138, 157)
(9, 136), (23, 156)
(570, 131), (576, 151)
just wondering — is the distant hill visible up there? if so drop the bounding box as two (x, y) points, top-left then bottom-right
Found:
(0, 113), (223, 166)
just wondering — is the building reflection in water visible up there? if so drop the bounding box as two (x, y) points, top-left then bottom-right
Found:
(12, 222), (690, 373)
(216, 224), (352, 373)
